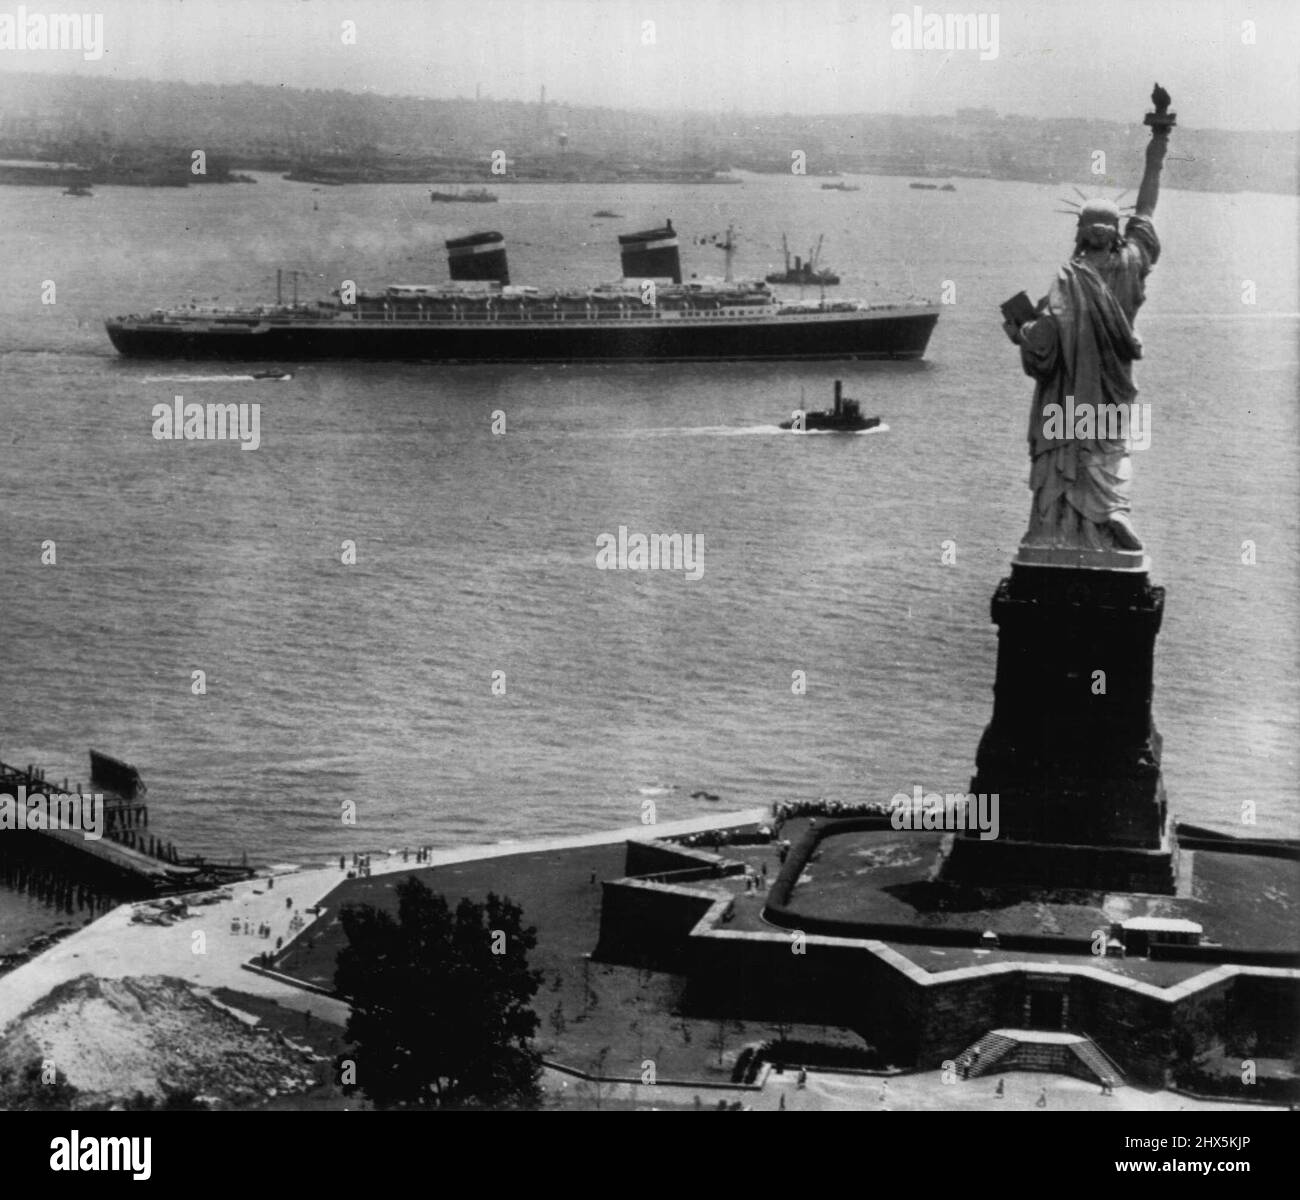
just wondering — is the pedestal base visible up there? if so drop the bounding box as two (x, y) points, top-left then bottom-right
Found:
(942, 561), (1178, 895)
(944, 826), (1179, 895)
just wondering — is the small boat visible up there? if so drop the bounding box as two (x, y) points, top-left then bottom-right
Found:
(251, 369), (294, 381)
(592, 210), (622, 218)
(780, 380), (880, 432)
(61, 183), (93, 197)
(909, 182), (939, 190)
(765, 234), (840, 286)
(429, 186), (498, 203)
(820, 180), (860, 192)
(940, 183), (957, 192)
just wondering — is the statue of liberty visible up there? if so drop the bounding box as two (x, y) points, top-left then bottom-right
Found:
(1004, 86), (1174, 557)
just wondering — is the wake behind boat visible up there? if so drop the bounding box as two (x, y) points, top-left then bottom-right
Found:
(105, 220), (939, 363)
(142, 370), (294, 382)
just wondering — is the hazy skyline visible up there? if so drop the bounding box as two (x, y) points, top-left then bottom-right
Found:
(0, 0), (1297, 131)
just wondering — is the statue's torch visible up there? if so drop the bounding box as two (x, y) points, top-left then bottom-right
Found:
(1144, 84), (1177, 135)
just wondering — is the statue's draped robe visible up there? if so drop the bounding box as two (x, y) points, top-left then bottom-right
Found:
(1017, 215), (1160, 549)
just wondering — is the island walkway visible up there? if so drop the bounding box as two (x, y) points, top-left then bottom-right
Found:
(0, 810), (766, 1031)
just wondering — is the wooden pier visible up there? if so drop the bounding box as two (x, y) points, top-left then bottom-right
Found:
(0, 751), (249, 897)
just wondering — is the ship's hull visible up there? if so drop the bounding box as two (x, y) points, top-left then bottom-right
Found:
(106, 308), (939, 362)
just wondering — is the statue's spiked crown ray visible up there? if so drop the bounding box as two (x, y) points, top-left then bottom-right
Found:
(1055, 189), (1136, 219)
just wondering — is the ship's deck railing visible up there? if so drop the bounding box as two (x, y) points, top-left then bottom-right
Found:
(121, 300), (929, 326)
(342, 308), (771, 322)
(327, 304), (881, 323)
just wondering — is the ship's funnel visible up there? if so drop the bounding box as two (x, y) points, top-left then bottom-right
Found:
(617, 220), (681, 283)
(446, 231), (509, 285)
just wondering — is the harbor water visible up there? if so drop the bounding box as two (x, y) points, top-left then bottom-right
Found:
(0, 172), (1295, 902)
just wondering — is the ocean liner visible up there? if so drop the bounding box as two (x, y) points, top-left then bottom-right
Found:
(105, 222), (938, 362)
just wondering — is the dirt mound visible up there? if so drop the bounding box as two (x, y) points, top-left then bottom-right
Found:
(0, 975), (321, 1109)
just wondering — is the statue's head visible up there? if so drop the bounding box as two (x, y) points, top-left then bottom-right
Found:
(1075, 199), (1122, 254)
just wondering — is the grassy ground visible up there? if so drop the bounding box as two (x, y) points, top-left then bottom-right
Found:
(272, 842), (869, 1081)
(786, 828), (1300, 951)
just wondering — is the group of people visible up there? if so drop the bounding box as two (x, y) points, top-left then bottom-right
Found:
(229, 888), (304, 956)
(231, 916), (281, 945)
(771, 800), (891, 837)
(336, 848), (440, 877)
(340, 852), (375, 877)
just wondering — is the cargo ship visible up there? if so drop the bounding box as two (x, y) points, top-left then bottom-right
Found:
(765, 234), (840, 286)
(105, 221), (939, 362)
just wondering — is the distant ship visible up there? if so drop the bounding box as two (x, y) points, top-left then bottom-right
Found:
(0, 159), (92, 188)
(780, 380), (880, 432)
(765, 234), (840, 286)
(62, 183), (94, 198)
(940, 183), (957, 191)
(430, 186), (498, 203)
(909, 182), (939, 190)
(104, 220), (939, 363)
(821, 181), (860, 192)
(592, 210), (622, 218)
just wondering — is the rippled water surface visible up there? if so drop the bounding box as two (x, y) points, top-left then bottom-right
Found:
(0, 172), (1296, 867)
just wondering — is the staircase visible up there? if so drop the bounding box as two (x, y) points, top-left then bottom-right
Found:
(953, 1030), (1125, 1087)
(1070, 1036), (1125, 1088)
(954, 1032), (1017, 1078)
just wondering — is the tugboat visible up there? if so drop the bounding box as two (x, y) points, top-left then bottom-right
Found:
(780, 380), (881, 432)
(765, 235), (840, 286)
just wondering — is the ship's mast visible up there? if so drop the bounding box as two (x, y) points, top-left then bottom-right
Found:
(276, 269), (305, 308)
(720, 224), (736, 283)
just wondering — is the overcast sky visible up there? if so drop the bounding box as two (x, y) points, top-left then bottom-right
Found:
(1, 0), (1296, 130)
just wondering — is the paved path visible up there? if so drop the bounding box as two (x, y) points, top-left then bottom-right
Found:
(543, 1066), (1283, 1112)
(0, 810), (766, 1030)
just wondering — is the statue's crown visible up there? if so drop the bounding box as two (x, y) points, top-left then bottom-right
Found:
(1077, 198), (1121, 228)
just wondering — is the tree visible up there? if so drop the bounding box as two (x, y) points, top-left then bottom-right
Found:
(334, 878), (543, 1109)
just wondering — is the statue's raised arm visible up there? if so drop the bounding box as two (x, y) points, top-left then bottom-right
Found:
(1136, 83), (1176, 217)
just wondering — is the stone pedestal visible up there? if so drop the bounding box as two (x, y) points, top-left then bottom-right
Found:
(944, 553), (1178, 894)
